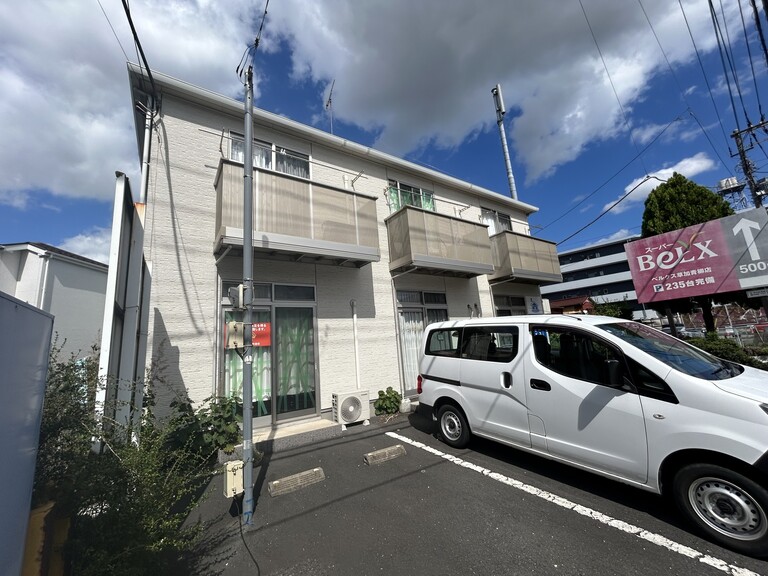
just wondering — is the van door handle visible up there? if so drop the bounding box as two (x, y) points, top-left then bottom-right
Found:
(502, 372), (512, 389)
(530, 379), (551, 391)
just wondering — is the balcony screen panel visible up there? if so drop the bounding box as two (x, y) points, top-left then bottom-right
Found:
(313, 185), (357, 245)
(356, 197), (378, 249)
(517, 236), (539, 270)
(407, 210), (428, 256)
(219, 163), (247, 229)
(387, 211), (411, 263)
(456, 220), (485, 263)
(261, 173), (311, 236)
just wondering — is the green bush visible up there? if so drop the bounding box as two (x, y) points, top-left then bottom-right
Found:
(33, 345), (240, 575)
(686, 335), (767, 370)
(374, 386), (402, 415)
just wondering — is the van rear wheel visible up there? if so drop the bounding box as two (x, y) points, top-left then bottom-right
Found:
(437, 404), (469, 449)
(672, 463), (768, 557)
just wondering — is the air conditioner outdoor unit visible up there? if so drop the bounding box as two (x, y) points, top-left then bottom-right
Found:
(332, 391), (370, 426)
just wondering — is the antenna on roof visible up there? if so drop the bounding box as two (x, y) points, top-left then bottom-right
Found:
(325, 79), (336, 134)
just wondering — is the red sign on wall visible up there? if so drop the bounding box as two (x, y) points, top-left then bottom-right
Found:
(625, 208), (768, 303)
(252, 322), (271, 347)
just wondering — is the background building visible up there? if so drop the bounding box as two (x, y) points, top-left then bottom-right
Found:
(541, 235), (657, 321)
(0, 242), (107, 358)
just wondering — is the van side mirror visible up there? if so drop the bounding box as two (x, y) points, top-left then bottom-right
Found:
(605, 359), (623, 388)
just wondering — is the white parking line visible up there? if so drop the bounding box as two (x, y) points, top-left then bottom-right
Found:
(385, 431), (762, 576)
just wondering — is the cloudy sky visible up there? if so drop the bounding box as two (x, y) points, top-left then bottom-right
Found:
(1, 0), (764, 262)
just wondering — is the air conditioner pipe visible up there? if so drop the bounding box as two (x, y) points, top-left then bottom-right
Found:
(350, 299), (361, 390)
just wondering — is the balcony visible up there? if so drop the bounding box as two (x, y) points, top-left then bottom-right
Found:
(385, 206), (494, 277)
(214, 159), (380, 267)
(489, 231), (562, 285)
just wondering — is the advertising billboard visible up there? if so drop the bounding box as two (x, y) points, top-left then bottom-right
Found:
(625, 207), (768, 304)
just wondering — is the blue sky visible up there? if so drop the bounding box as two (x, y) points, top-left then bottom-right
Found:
(1, 0), (765, 262)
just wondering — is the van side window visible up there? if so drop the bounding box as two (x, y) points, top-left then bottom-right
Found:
(531, 326), (625, 387)
(626, 357), (678, 404)
(462, 326), (519, 362)
(426, 329), (461, 357)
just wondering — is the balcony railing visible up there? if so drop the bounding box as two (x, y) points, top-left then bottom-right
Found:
(214, 159), (379, 266)
(489, 231), (562, 284)
(385, 206), (494, 277)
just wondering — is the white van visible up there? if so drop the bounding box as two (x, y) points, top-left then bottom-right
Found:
(416, 314), (768, 557)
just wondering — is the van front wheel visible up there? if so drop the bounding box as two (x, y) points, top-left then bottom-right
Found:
(672, 463), (768, 557)
(437, 404), (469, 449)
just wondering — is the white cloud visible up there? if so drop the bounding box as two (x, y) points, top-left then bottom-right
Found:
(572, 228), (635, 251)
(59, 227), (112, 264)
(0, 0), (737, 206)
(602, 152), (718, 214)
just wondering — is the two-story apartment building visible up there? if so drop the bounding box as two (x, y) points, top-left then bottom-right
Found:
(126, 63), (561, 429)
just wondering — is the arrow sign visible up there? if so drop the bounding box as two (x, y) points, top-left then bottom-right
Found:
(732, 218), (762, 261)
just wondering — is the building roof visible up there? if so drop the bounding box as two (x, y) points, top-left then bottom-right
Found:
(126, 62), (540, 217)
(557, 234), (640, 257)
(0, 242), (107, 269)
(548, 294), (593, 308)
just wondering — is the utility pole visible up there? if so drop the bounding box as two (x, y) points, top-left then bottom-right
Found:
(731, 118), (768, 208)
(242, 66), (255, 526)
(491, 84), (518, 200)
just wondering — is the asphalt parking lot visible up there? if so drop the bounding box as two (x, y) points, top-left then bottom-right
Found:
(178, 412), (768, 576)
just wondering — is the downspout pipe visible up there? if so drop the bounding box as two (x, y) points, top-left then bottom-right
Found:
(138, 96), (153, 205)
(350, 300), (361, 390)
(349, 298), (360, 390)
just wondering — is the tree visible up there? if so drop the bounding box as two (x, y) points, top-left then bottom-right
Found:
(640, 173), (734, 334)
(590, 297), (633, 319)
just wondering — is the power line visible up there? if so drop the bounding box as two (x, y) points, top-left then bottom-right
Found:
(754, 0), (768, 69)
(738, 0), (765, 119)
(536, 111), (684, 235)
(121, 0), (157, 101)
(556, 176), (667, 247)
(638, 0), (732, 173)
(709, 0), (751, 130)
(679, 0), (733, 155)
(579, 0), (649, 176)
(97, 0), (129, 62)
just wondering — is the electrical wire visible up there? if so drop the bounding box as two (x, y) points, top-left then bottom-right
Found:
(557, 175), (667, 247)
(121, 0), (157, 101)
(679, 0), (733, 155)
(739, 0), (766, 120)
(536, 111), (684, 235)
(710, 0), (751, 129)
(579, 0), (649, 177)
(639, 0), (733, 174)
(97, 0), (129, 62)
(237, 0), (271, 80)
(750, 0), (768, 70)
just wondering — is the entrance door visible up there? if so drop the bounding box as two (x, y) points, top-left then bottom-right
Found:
(223, 286), (318, 427)
(399, 309), (424, 396)
(399, 307), (448, 396)
(224, 308), (272, 428)
(275, 306), (316, 420)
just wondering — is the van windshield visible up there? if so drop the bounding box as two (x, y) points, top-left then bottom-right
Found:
(596, 321), (744, 381)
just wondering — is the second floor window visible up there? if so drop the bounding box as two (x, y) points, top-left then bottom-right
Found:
(388, 179), (435, 212)
(481, 207), (512, 235)
(230, 135), (309, 179)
